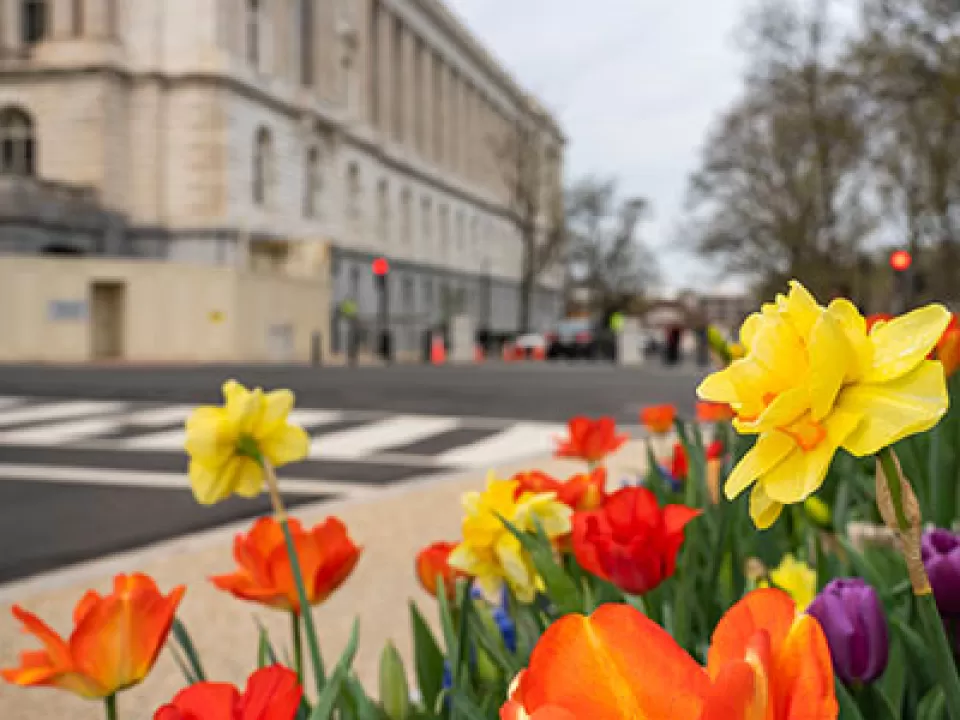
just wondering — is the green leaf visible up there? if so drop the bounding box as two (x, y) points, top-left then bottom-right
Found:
(309, 619), (361, 720)
(917, 687), (946, 720)
(877, 634), (907, 714)
(835, 537), (887, 590)
(835, 679), (865, 720)
(852, 684), (898, 720)
(168, 644), (198, 686)
(498, 514), (581, 615)
(445, 689), (495, 720)
(891, 616), (936, 689)
(467, 610), (520, 677)
(409, 602), (445, 712)
(346, 675), (387, 720)
(256, 620), (279, 669)
(171, 617), (207, 683)
(379, 642), (410, 720)
(452, 581), (473, 689)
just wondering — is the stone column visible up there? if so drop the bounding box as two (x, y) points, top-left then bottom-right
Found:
(401, 25), (416, 153)
(51, 0), (74, 37)
(1, 0), (18, 50)
(448, 70), (458, 174)
(377, 4), (392, 137)
(421, 43), (433, 162)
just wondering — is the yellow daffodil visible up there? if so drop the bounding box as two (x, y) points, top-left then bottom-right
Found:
(184, 380), (309, 504)
(448, 475), (572, 603)
(698, 280), (950, 528)
(761, 553), (817, 610)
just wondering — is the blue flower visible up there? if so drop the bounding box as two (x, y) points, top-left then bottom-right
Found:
(492, 606), (517, 653)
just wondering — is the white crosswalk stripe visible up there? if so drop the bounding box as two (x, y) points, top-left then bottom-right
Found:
(309, 415), (460, 459)
(0, 395), (578, 470)
(436, 422), (567, 468)
(0, 401), (128, 428)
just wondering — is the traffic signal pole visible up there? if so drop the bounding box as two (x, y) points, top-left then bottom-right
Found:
(372, 257), (392, 363)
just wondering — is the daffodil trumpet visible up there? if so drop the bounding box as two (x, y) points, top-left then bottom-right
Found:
(876, 449), (960, 718)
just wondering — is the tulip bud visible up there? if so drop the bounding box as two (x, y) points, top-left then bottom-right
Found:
(807, 578), (889, 686)
(378, 642), (410, 720)
(803, 496), (832, 529)
(922, 529), (960, 619)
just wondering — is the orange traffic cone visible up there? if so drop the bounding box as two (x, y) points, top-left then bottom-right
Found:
(532, 345), (546, 361)
(430, 334), (446, 365)
(502, 342), (514, 362)
(474, 344), (485, 363)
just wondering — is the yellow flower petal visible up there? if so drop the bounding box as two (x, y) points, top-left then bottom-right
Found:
(725, 432), (795, 500)
(808, 313), (851, 420)
(839, 360), (948, 457)
(736, 386), (809, 434)
(825, 299), (873, 381)
(864, 305), (951, 384)
(256, 389), (296, 438)
(188, 460), (233, 505)
(223, 455), (265, 497)
(749, 484), (784, 529)
(262, 424), (310, 467)
(184, 407), (232, 463)
(495, 533), (532, 598)
(783, 280), (821, 338)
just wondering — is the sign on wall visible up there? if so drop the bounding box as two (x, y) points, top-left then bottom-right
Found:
(48, 300), (87, 322)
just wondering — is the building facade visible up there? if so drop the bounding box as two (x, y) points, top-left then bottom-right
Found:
(0, 0), (566, 356)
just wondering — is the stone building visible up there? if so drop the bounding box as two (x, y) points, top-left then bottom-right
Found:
(0, 0), (566, 356)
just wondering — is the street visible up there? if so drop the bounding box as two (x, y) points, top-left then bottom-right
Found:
(0, 363), (704, 587)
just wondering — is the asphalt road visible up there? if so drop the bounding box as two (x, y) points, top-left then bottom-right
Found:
(0, 361), (706, 423)
(0, 362), (705, 588)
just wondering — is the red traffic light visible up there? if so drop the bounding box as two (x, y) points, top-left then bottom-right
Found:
(890, 249), (912, 272)
(371, 257), (390, 276)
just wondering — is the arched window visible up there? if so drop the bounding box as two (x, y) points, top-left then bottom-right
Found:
(22, 0), (47, 44)
(0, 108), (36, 176)
(246, 0), (261, 68)
(304, 147), (321, 218)
(253, 127), (273, 206)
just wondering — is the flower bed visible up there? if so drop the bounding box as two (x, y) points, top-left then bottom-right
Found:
(5, 280), (960, 719)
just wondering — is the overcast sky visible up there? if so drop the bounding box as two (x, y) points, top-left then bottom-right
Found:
(445, 0), (754, 293)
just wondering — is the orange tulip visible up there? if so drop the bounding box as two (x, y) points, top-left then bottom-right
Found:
(937, 314), (960, 378)
(211, 516), (360, 614)
(640, 404), (676, 434)
(513, 468), (607, 512)
(2, 574), (185, 699)
(501, 588), (837, 720)
(696, 401), (734, 423)
(416, 541), (465, 600)
(554, 417), (627, 464)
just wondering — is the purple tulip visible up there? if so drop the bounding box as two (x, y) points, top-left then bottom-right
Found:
(807, 578), (889, 685)
(922, 529), (960, 618)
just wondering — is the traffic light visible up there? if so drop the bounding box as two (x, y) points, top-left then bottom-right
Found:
(890, 249), (912, 272)
(372, 257), (390, 277)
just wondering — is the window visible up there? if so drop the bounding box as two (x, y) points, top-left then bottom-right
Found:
(456, 210), (465, 251)
(22, 0), (47, 44)
(72, 0), (83, 35)
(246, 0), (260, 68)
(400, 187), (412, 245)
(438, 204), (449, 258)
(253, 127), (273, 206)
(304, 147), (321, 218)
(347, 163), (362, 234)
(0, 108), (36, 176)
(377, 179), (389, 245)
(421, 197), (432, 248)
(300, 0), (314, 87)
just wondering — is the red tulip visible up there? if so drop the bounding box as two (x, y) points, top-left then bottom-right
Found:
(513, 469), (607, 512)
(555, 417), (627, 464)
(938, 314), (960, 378)
(415, 542), (465, 600)
(670, 443), (689, 482)
(706, 440), (724, 460)
(154, 664), (302, 720)
(572, 487), (700, 595)
(696, 401), (734, 423)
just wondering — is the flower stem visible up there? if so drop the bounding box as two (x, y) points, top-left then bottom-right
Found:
(291, 611), (303, 686)
(878, 448), (909, 531)
(877, 449), (960, 719)
(263, 461), (327, 694)
(104, 694), (118, 720)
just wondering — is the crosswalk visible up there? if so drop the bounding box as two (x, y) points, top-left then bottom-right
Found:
(0, 395), (576, 479)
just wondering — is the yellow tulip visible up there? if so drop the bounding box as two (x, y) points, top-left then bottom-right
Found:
(698, 281), (950, 528)
(761, 553), (817, 611)
(448, 475), (572, 603)
(184, 380), (310, 504)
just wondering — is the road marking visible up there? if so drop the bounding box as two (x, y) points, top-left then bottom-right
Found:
(309, 415), (460, 459)
(0, 416), (127, 445)
(120, 409), (344, 450)
(436, 422), (566, 468)
(123, 405), (196, 426)
(0, 401), (128, 429)
(0, 463), (372, 498)
(0, 396), (26, 410)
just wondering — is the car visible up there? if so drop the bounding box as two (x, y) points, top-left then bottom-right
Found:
(545, 318), (613, 360)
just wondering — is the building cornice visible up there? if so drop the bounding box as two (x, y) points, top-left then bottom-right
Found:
(412, 0), (565, 142)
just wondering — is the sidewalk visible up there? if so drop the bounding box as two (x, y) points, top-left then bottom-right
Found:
(0, 441), (652, 720)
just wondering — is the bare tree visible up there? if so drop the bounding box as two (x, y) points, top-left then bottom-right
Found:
(566, 176), (659, 316)
(493, 115), (566, 333)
